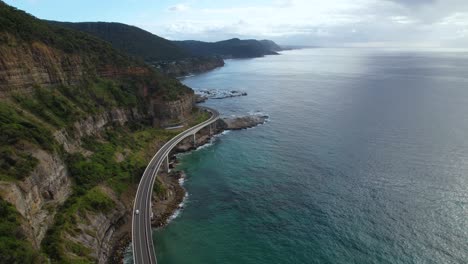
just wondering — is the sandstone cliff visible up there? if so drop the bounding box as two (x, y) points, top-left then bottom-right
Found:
(150, 93), (195, 127)
(0, 2), (197, 263)
(0, 33), (149, 97)
(64, 185), (131, 263)
(0, 149), (71, 248)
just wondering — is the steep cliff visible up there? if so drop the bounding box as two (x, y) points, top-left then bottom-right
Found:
(0, 38), (149, 97)
(151, 93), (195, 127)
(0, 149), (71, 248)
(0, 2), (197, 263)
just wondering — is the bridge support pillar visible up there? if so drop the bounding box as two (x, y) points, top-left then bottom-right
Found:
(166, 155), (170, 173)
(193, 133), (196, 146)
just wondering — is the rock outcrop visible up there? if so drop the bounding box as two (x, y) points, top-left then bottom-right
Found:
(222, 115), (269, 130)
(195, 89), (247, 99)
(150, 93), (195, 127)
(66, 186), (132, 264)
(0, 148), (71, 249)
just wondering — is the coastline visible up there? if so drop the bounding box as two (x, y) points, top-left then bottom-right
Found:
(116, 119), (224, 264)
(118, 114), (268, 263)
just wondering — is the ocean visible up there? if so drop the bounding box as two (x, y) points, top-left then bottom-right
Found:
(133, 48), (468, 263)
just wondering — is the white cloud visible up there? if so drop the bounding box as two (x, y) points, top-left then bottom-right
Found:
(132, 0), (468, 47)
(438, 12), (468, 26)
(273, 0), (296, 8)
(168, 3), (190, 12)
(390, 16), (418, 24)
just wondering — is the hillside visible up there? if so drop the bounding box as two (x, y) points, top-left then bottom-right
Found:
(49, 21), (225, 76)
(174, 38), (282, 58)
(48, 21), (190, 61)
(0, 2), (200, 263)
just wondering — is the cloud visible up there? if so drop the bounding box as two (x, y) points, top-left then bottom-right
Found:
(438, 12), (468, 26)
(273, 0), (296, 8)
(168, 3), (189, 12)
(390, 15), (418, 24)
(385, 0), (436, 7)
(133, 0), (468, 47)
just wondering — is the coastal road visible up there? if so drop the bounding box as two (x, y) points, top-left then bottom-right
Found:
(132, 106), (219, 264)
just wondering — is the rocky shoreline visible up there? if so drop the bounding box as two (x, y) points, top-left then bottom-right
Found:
(195, 89), (248, 100)
(116, 113), (268, 263)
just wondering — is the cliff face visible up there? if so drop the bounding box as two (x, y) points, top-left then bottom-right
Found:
(0, 149), (71, 248)
(0, 40), (82, 95)
(54, 107), (145, 153)
(0, 34), (149, 97)
(150, 93), (195, 127)
(0, 2), (197, 263)
(64, 186), (131, 264)
(0, 106), (145, 250)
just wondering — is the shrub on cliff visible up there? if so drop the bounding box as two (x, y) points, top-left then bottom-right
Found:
(0, 198), (41, 263)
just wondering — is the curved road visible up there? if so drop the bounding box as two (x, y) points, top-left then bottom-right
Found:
(132, 107), (219, 264)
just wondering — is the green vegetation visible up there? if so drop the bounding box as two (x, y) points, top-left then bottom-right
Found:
(68, 125), (177, 194)
(0, 1), (193, 103)
(174, 38), (281, 58)
(13, 79), (140, 127)
(0, 1), (199, 262)
(153, 178), (166, 198)
(42, 123), (179, 263)
(0, 103), (56, 181)
(189, 109), (210, 127)
(0, 2), (131, 67)
(0, 103), (55, 149)
(0, 198), (41, 264)
(13, 88), (83, 128)
(42, 186), (113, 263)
(0, 147), (38, 181)
(159, 78), (191, 101)
(50, 21), (190, 61)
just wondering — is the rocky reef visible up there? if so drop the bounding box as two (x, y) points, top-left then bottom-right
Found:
(195, 89), (247, 100)
(222, 114), (269, 130)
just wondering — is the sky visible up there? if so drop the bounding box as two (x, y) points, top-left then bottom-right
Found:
(5, 0), (468, 47)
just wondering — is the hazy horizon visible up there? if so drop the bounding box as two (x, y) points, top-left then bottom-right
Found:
(5, 0), (468, 48)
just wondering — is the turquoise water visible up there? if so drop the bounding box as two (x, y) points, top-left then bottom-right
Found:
(151, 49), (468, 264)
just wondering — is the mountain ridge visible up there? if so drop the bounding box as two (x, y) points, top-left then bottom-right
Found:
(174, 37), (282, 58)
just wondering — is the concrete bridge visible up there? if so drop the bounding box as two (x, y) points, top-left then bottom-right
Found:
(132, 106), (220, 264)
